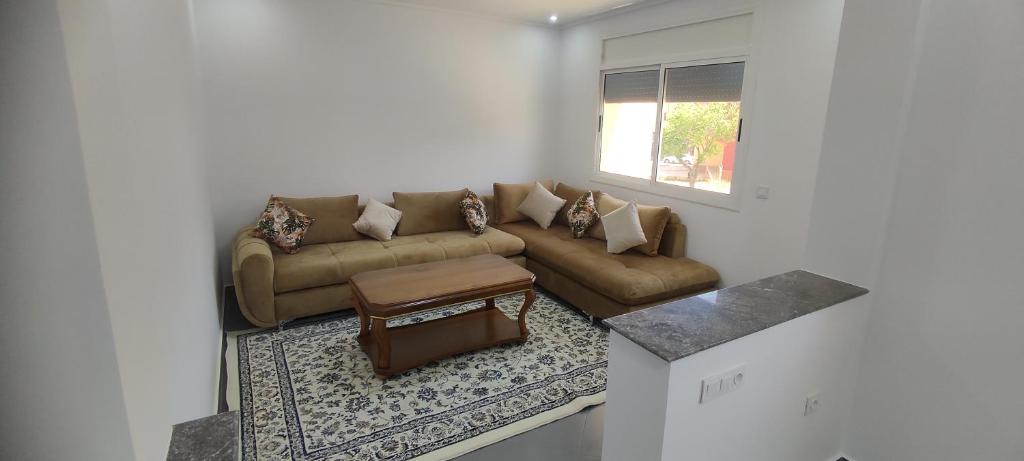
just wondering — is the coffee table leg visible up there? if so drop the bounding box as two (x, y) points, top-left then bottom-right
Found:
(371, 317), (391, 372)
(517, 289), (535, 341)
(485, 298), (496, 310)
(352, 295), (370, 342)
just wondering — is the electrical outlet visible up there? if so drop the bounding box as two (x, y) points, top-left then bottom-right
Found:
(804, 393), (821, 416)
(699, 365), (746, 404)
(755, 186), (770, 199)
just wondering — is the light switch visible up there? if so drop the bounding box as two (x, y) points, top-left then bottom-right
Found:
(699, 364), (746, 404)
(756, 186), (770, 199)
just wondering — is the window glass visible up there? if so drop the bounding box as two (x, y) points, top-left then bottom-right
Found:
(599, 70), (660, 179)
(657, 62), (744, 194)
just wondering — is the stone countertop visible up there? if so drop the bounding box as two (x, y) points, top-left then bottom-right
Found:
(166, 410), (239, 461)
(604, 270), (869, 362)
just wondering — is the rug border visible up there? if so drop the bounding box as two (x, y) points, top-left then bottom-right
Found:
(410, 391), (605, 461)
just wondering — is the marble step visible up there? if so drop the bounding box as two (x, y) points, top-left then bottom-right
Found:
(166, 410), (239, 461)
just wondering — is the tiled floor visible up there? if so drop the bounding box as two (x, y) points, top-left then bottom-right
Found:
(454, 404), (604, 461)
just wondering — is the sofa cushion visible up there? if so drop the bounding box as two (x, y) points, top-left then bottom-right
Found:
(566, 191), (600, 238)
(393, 189), (469, 236)
(458, 191), (488, 234)
(279, 195), (360, 244)
(517, 182), (566, 229)
(255, 196), (316, 254)
(601, 201), (648, 253)
(272, 228), (525, 294)
(589, 194), (671, 256)
(493, 180), (555, 224)
(553, 183), (600, 227)
(353, 198), (402, 241)
(272, 243), (345, 293)
(496, 222), (718, 305)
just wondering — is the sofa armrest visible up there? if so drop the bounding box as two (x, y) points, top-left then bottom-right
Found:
(232, 227), (277, 327)
(658, 213), (687, 258)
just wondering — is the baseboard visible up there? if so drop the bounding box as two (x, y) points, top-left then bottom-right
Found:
(216, 285), (231, 413)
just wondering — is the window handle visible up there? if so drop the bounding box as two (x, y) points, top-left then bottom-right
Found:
(737, 118), (743, 142)
(598, 115), (603, 133)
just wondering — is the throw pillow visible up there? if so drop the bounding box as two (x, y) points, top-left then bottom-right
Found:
(553, 183), (601, 227)
(393, 189), (468, 236)
(601, 201), (648, 254)
(353, 199), (403, 242)
(589, 194), (671, 256)
(458, 191), (488, 234)
(493, 179), (555, 224)
(566, 190), (599, 238)
(277, 195), (360, 244)
(517, 182), (566, 229)
(254, 196), (316, 254)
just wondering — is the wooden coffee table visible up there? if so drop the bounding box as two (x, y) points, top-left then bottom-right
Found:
(349, 254), (536, 378)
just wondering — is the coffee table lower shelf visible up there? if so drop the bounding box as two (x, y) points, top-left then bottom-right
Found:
(356, 307), (527, 378)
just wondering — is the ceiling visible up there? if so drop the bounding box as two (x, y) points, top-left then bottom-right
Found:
(387, 0), (661, 26)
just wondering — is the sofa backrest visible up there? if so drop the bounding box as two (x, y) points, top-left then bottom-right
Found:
(309, 192), (686, 257)
(659, 213), (687, 259)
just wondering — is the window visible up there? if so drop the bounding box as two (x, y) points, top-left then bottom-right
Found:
(597, 60), (746, 199)
(594, 12), (753, 208)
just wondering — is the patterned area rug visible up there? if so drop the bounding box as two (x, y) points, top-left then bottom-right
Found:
(237, 292), (608, 461)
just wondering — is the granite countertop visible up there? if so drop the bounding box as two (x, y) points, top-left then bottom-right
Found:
(166, 410), (239, 461)
(604, 270), (869, 362)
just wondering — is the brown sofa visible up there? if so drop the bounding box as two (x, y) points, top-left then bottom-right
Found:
(232, 185), (719, 327)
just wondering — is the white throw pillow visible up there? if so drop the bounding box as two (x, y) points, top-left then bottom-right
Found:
(517, 182), (566, 229)
(352, 199), (403, 241)
(601, 201), (648, 253)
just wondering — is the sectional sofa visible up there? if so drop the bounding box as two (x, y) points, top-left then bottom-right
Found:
(232, 182), (719, 327)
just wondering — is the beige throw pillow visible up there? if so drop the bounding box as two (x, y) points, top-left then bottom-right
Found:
(493, 180), (555, 224)
(352, 199), (402, 241)
(517, 182), (566, 229)
(601, 201), (648, 254)
(589, 193), (671, 256)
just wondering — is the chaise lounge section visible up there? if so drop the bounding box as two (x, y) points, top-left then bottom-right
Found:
(496, 215), (718, 320)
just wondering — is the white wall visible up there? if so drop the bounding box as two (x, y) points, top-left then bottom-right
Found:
(0, 0), (135, 459)
(554, 0), (845, 285)
(193, 0), (562, 278)
(798, 1), (925, 456)
(801, 0), (924, 289)
(602, 333), (672, 461)
(57, 0), (223, 459)
(834, 1), (1024, 459)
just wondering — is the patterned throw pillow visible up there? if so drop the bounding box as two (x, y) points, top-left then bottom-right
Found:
(567, 190), (599, 238)
(254, 196), (316, 254)
(458, 191), (488, 234)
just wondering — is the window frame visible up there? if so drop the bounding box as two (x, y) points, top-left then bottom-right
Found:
(593, 52), (754, 211)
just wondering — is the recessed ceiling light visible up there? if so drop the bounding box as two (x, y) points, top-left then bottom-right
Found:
(549, 15), (558, 23)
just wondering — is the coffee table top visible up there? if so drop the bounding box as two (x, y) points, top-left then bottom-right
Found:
(349, 254), (535, 317)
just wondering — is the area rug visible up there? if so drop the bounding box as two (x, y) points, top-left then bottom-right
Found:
(236, 292), (608, 461)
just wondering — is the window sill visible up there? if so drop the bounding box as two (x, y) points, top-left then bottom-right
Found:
(590, 173), (742, 212)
